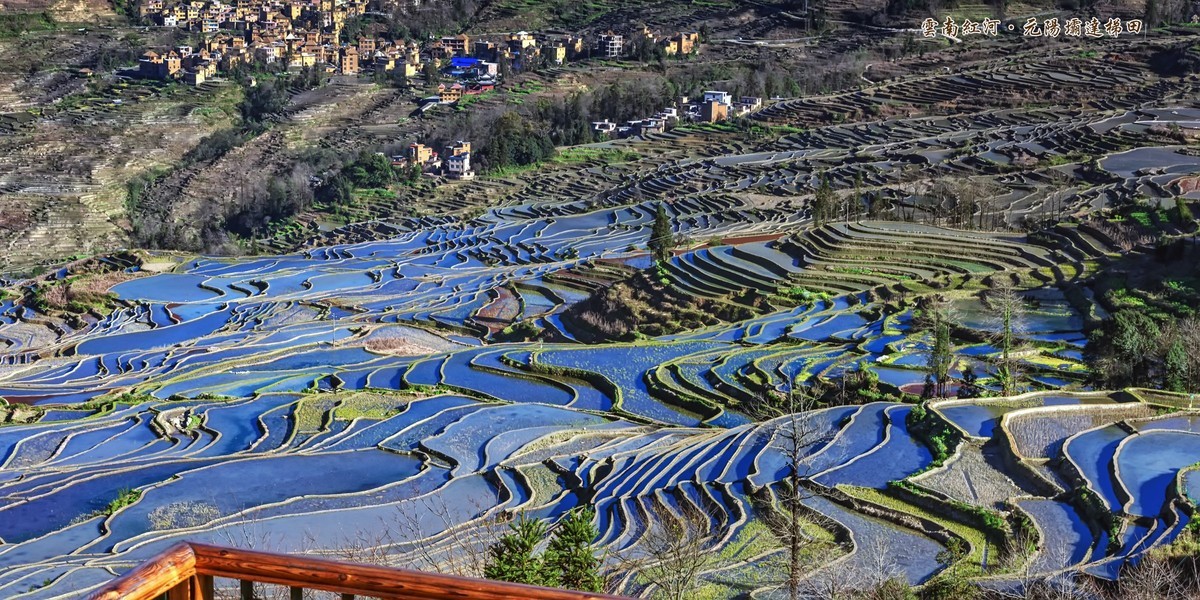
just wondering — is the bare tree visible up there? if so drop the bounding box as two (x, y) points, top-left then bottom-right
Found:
(617, 501), (721, 600)
(984, 573), (1101, 600)
(759, 387), (839, 600)
(314, 486), (507, 580)
(983, 280), (1028, 396)
(800, 537), (906, 599)
(382, 491), (507, 578)
(779, 390), (821, 600)
(1113, 552), (1195, 599)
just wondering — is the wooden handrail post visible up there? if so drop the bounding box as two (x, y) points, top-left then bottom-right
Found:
(195, 575), (215, 600)
(85, 542), (197, 600)
(239, 579), (254, 600)
(166, 579), (191, 600)
(289, 586), (303, 600)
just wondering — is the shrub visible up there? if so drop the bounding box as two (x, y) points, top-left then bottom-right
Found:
(181, 128), (247, 165)
(102, 488), (141, 516)
(907, 401), (960, 466)
(0, 12), (55, 37)
(496, 320), (542, 342)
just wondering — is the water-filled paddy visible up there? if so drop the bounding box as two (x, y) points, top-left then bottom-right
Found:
(1115, 431), (1200, 517)
(0, 205), (1186, 597)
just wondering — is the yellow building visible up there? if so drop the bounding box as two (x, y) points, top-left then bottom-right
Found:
(339, 46), (359, 75)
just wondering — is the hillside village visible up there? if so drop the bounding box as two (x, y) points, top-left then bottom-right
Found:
(133, 0), (704, 91)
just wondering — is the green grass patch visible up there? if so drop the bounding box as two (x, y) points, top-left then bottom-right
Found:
(1128, 211), (1153, 227)
(333, 392), (408, 420)
(0, 12), (56, 37)
(455, 90), (496, 109)
(775, 286), (830, 304)
(550, 147), (640, 165)
(293, 397), (332, 431)
(1109, 287), (1147, 308)
(509, 81), (545, 95)
(828, 266), (912, 280)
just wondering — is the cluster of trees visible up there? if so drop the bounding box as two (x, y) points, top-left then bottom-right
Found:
(483, 507), (603, 592)
(224, 144), (423, 239)
(924, 179), (1005, 231)
(1087, 309), (1200, 393)
(626, 33), (669, 64)
(426, 109), (550, 173)
(809, 174), (895, 226)
(463, 56), (860, 156)
(180, 128), (248, 166)
(810, 176), (839, 225)
(127, 67), (354, 250)
(91, 39), (144, 72)
(343, 151), (417, 189)
(563, 270), (765, 341)
(0, 12), (55, 37)
(917, 283), (1027, 399)
(383, 0), (478, 42)
(533, 93), (596, 147)
(239, 77), (293, 126)
(477, 112), (556, 173)
(663, 57), (829, 100)
(525, 78), (676, 146)
(317, 151), (420, 208)
(223, 168), (315, 237)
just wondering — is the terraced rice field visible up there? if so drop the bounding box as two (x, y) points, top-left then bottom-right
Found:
(0, 207), (1193, 598)
(4, 36), (1200, 596)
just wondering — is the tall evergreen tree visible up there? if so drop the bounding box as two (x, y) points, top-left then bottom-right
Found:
(917, 295), (955, 398)
(928, 321), (953, 398)
(812, 175), (834, 226)
(543, 507), (603, 592)
(1164, 338), (1188, 393)
(484, 515), (552, 586)
(649, 203), (673, 264)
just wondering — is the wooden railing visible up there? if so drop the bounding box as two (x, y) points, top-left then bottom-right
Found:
(86, 542), (632, 600)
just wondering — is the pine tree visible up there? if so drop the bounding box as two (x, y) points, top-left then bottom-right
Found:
(543, 507), (603, 592)
(1177, 196), (1194, 223)
(928, 321), (953, 398)
(812, 175), (834, 226)
(649, 203), (673, 265)
(484, 514), (552, 586)
(853, 172), (863, 222)
(1145, 0), (1161, 26)
(917, 295), (955, 398)
(1165, 338), (1189, 393)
